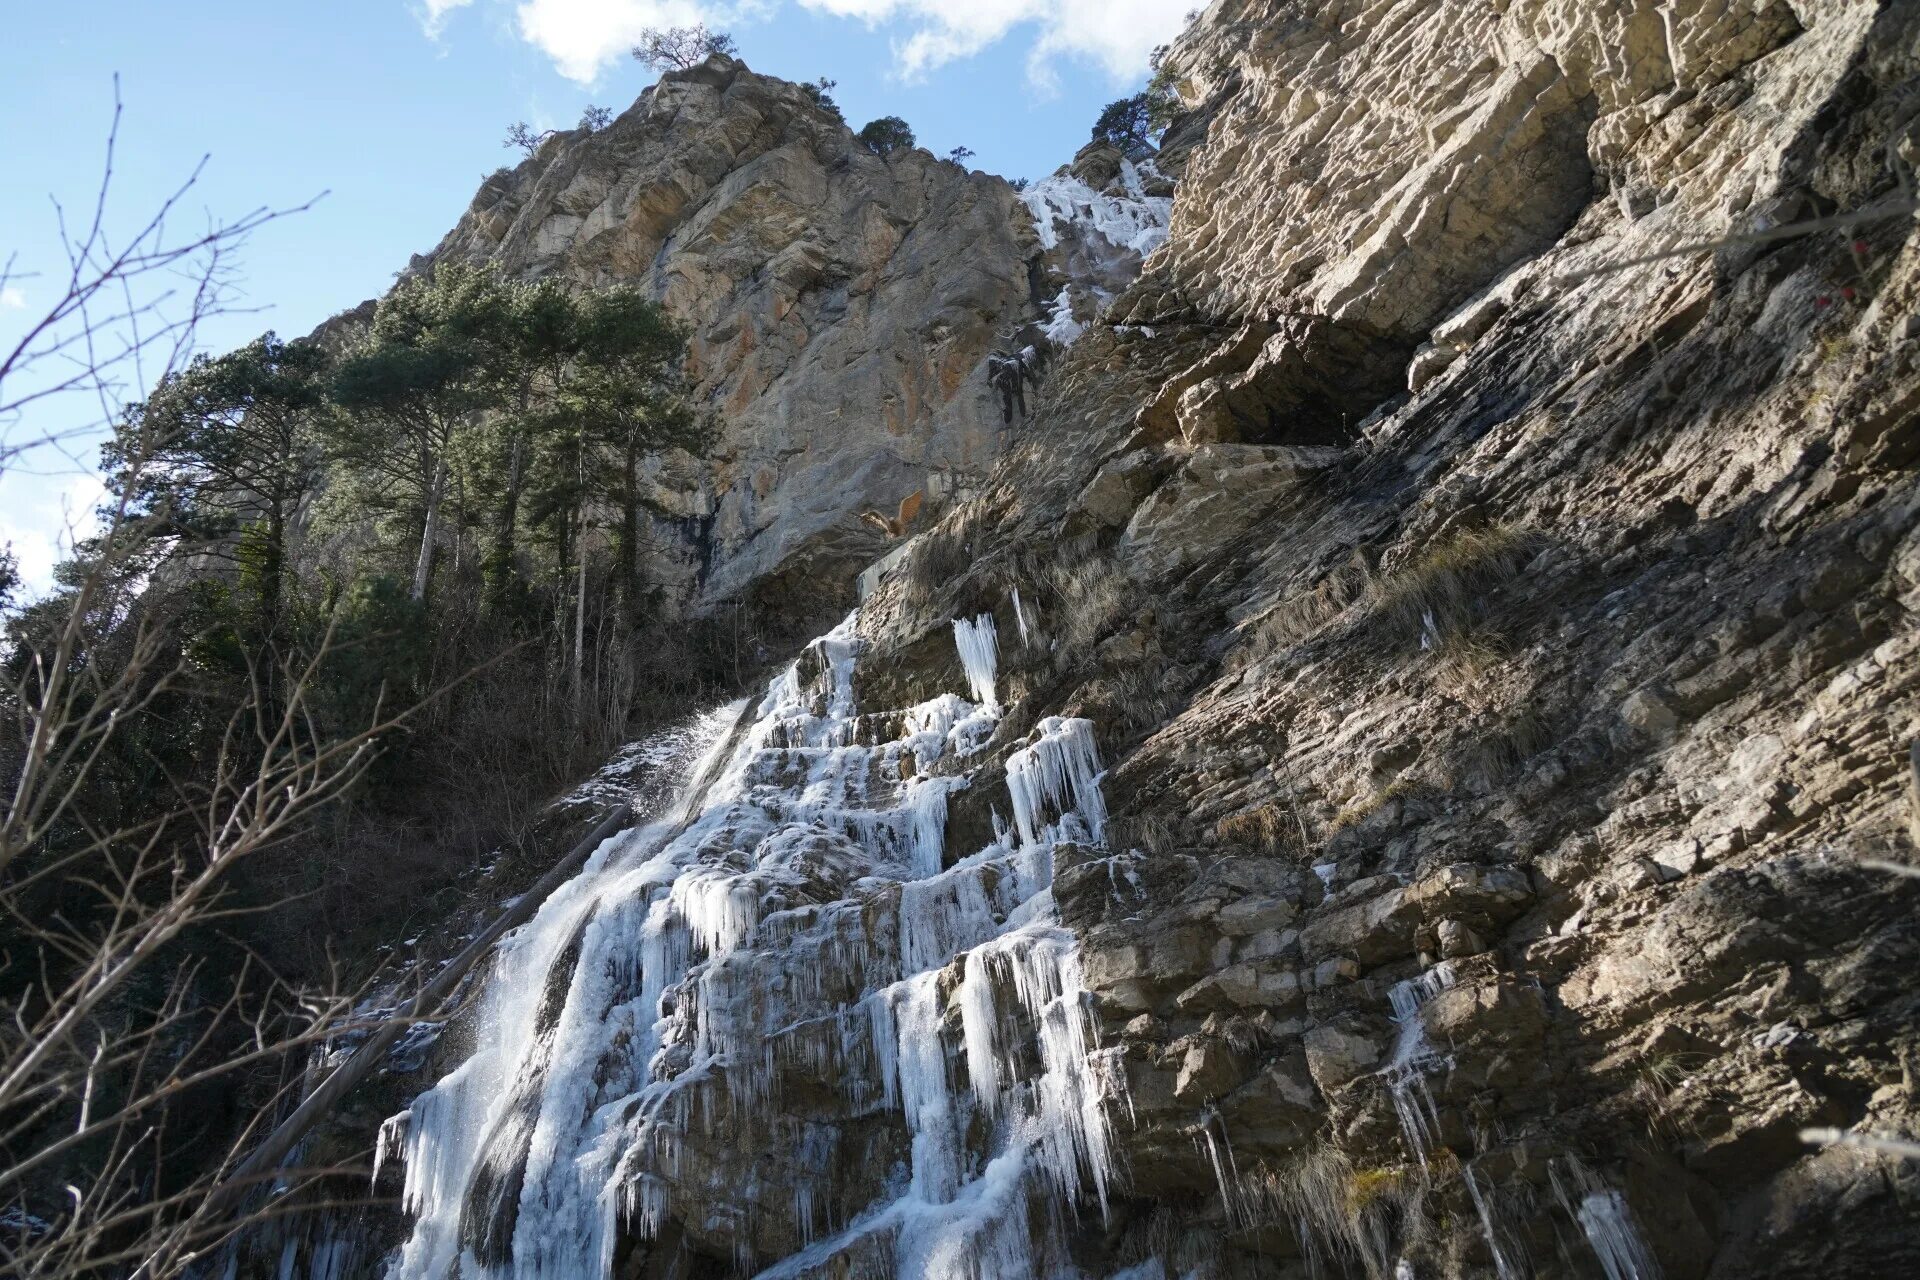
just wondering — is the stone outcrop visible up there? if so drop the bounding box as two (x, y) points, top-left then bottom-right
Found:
(428, 57), (1041, 622)
(851, 0), (1920, 1275)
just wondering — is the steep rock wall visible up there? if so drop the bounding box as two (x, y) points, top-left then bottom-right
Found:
(856, 0), (1920, 1275)
(428, 57), (1042, 622)
(269, 3), (1920, 1277)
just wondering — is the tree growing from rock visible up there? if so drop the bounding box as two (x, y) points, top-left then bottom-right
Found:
(858, 116), (916, 157)
(631, 24), (736, 72)
(800, 77), (842, 123)
(947, 145), (975, 165)
(579, 104), (614, 131)
(504, 121), (556, 156)
(1091, 94), (1157, 154)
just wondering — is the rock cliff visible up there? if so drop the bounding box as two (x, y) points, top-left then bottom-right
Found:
(286, 2), (1920, 1277)
(427, 57), (1036, 621)
(421, 59), (1172, 629)
(851, 0), (1920, 1274)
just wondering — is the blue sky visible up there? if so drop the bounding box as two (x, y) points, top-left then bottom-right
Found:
(0, 0), (1193, 595)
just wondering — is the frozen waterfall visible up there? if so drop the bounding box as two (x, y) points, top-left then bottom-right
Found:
(381, 613), (1124, 1278)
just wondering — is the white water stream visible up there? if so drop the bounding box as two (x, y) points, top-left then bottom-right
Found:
(381, 613), (1123, 1278)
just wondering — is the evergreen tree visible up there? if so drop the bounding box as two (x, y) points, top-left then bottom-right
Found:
(123, 333), (330, 639)
(857, 116), (916, 157)
(328, 263), (515, 602)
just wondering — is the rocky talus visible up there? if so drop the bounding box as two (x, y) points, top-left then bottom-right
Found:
(273, 1), (1920, 1276)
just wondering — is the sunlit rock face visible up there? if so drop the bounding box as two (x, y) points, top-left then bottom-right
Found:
(426, 57), (1039, 623)
(282, 1), (1920, 1276)
(424, 59), (1185, 631)
(849, 0), (1920, 1276)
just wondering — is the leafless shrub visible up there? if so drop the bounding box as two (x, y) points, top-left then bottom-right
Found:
(0, 79), (313, 470)
(0, 103), (412, 1278)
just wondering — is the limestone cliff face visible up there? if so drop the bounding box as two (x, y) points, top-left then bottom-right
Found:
(280, 6), (1920, 1278)
(428, 57), (1041, 621)
(856, 0), (1920, 1275)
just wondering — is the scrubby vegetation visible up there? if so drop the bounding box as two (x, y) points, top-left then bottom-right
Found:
(630, 24), (736, 73)
(857, 115), (916, 158)
(0, 245), (731, 1269)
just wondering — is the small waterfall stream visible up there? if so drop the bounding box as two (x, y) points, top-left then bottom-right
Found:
(382, 612), (1124, 1278)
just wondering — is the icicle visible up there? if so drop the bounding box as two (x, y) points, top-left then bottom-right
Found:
(1197, 1109), (1245, 1228)
(1552, 1157), (1662, 1280)
(1464, 1162), (1521, 1280)
(1380, 963), (1456, 1163)
(371, 1109), (409, 1188)
(952, 614), (1000, 708)
(1005, 717), (1107, 847)
(383, 608), (1125, 1280)
(1011, 587), (1033, 648)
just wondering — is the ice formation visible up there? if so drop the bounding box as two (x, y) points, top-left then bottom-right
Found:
(1463, 1162), (1521, 1280)
(1020, 159), (1171, 258)
(952, 613), (999, 709)
(382, 613), (1124, 1278)
(1552, 1157), (1663, 1280)
(1020, 158), (1173, 348)
(1379, 963), (1456, 1163)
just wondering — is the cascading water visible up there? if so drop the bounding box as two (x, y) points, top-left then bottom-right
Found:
(1550, 1157), (1662, 1280)
(1379, 963), (1456, 1164)
(382, 612), (1124, 1278)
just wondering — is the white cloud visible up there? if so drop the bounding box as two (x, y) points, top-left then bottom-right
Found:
(0, 465), (104, 601)
(800, 0), (1190, 83)
(417, 0), (478, 38)
(515, 0), (725, 84)
(0, 286), (24, 311)
(412, 0), (1187, 87)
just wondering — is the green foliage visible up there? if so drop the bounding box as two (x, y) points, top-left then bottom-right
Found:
(800, 77), (843, 123)
(579, 104), (614, 132)
(946, 145), (975, 165)
(857, 116), (916, 157)
(319, 574), (429, 730)
(504, 121), (555, 156)
(1091, 94), (1160, 155)
(118, 331), (330, 637)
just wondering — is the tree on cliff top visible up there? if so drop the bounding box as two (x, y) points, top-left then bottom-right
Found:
(800, 77), (843, 123)
(1091, 94), (1159, 155)
(631, 24), (736, 72)
(858, 116), (916, 157)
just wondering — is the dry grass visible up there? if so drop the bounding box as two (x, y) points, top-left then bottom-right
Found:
(898, 522), (973, 615)
(1451, 705), (1557, 792)
(1000, 536), (1133, 670)
(1363, 524), (1544, 661)
(1106, 810), (1180, 857)
(1328, 777), (1439, 836)
(1248, 525), (1541, 678)
(1214, 802), (1307, 858)
(1251, 550), (1372, 654)
(1238, 1141), (1435, 1278)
